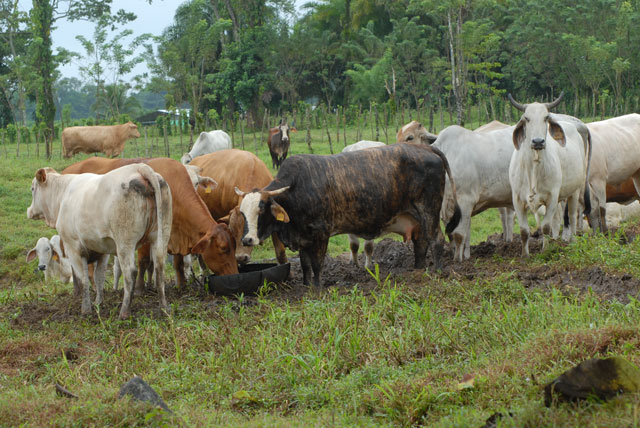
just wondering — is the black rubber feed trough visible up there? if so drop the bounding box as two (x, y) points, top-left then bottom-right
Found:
(207, 263), (290, 296)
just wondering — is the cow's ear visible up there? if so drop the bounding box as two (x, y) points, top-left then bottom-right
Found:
(35, 168), (47, 184)
(59, 239), (66, 258)
(51, 248), (61, 262)
(217, 213), (230, 224)
(513, 119), (526, 150)
(191, 232), (212, 254)
(26, 248), (37, 262)
(271, 201), (290, 223)
(548, 118), (566, 147)
(290, 127), (298, 133)
(198, 176), (218, 193)
(422, 132), (438, 145)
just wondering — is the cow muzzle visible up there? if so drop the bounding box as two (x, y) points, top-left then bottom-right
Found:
(242, 236), (260, 246)
(38, 264), (46, 271)
(532, 137), (545, 150)
(236, 253), (250, 264)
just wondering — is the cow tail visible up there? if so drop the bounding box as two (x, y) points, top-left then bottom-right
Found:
(137, 164), (171, 260)
(583, 130), (592, 216)
(431, 146), (461, 234)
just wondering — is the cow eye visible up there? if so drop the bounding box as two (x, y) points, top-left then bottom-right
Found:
(524, 117), (530, 122)
(545, 115), (550, 121)
(407, 135), (414, 141)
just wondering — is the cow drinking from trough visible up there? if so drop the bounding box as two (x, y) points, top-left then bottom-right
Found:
(267, 119), (296, 170)
(508, 92), (591, 256)
(27, 164), (172, 319)
(62, 122), (140, 158)
(236, 144), (461, 286)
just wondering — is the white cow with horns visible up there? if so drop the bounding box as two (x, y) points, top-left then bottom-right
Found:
(508, 92), (592, 256)
(27, 164), (172, 319)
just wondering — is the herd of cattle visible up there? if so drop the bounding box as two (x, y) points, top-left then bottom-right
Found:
(26, 95), (640, 318)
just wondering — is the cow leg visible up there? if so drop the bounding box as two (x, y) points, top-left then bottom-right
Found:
(566, 192), (580, 242)
(513, 196), (531, 257)
(363, 240), (375, 270)
(452, 204), (471, 262)
(135, 244), (151, 295)
(272, 232), (288, 265)
(348, 234), (360, 268)
(309, 240), (328, 287)
(69, 253), (92, 315)
(113, 256), (121, 291)
(499, 207), (515, 242)
(299, 249), (313, 286)
(93, 254), (109, 307)
(151, 247), (169, 313)
(117, 248), (137, 320)
(173, 254), (187, 291)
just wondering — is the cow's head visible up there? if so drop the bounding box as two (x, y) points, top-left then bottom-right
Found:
(509, 92), (566, 152)
(396, 121), (438, 145)
(27, 167), (57, 226)
(235, 186), (290, 246)
(190, 223), (238, 275)
(184, 164), (218, 192)
(127, 122), (141, 139)
(26, 236), (62, 273)
(218, 206), (253, 264)
(181, 153), (193, 164)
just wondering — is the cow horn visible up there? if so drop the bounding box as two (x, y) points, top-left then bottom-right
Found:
(507, 93), (527, 112)
(234, 187), (247, 197)
(544, 91), (565, 110)
(266, 186), (290, 196)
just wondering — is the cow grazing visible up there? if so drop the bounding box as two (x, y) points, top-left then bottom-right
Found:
(584, 114), (640, 232)
(267, 119), (296, 169)
(62, 122), (140, 158)
(27, 235), (72, 283)
(189, 149), (287, 265)
(181, 130), (232, 164)
(236, 143), (461, 286)
(62, 157), (238, 291)
(27, 164), (172, 319)
(508, 92), (591, 256)
(605, 201), (640, 228)
(341, 140), (385, 268)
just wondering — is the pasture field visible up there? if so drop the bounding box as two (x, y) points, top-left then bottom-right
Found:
(1, 128), (640, 427)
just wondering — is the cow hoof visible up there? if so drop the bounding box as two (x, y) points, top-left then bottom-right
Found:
(118, 311), (131, 320)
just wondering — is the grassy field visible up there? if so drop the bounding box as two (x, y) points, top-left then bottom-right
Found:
(1, 126), (640, 427)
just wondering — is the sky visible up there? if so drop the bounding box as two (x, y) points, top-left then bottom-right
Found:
(18, 0), (307, 85)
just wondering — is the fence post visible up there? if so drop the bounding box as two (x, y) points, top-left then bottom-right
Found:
(305, 106), (313, 153)
(36, 129), (40, 158)
(342, 107), (347, 147)
(322, 106), (334, 154)
(335, 108), (340, 147)
(164, 124), (169, 157)
(240, 114), (245, 150)
(2, 131), (6, 158)
(374, 104), (380, 142)
(383, 104), (388, 144)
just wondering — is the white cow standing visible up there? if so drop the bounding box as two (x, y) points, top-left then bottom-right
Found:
(26, 235), (72, 283)
(181, 130), (232, 164)
(27, 164), (172, 319)
(341, 140), (386, 268)
(508, 93), (591, 256)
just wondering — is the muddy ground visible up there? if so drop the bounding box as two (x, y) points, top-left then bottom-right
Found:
(6, 227), (640, 329)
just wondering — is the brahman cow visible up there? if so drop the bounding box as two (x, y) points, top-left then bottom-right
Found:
(189, 149), (287, 265)
(62, 122), (140, 158)
(584, 114), (640, 232)
(236, 143), (461, 286)
(341, 140), (385, 268)
(508, 92), (591, 256)
(27, 235), (72, 283)
(27, 164), (172, 319)
(267, 119), (296, 170)
(181, 130), (232, 164)
(62, 157), (238, 291)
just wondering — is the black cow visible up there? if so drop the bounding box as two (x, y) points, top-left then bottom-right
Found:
(235, 143), (461, 286)
(267, 119), (295, 169)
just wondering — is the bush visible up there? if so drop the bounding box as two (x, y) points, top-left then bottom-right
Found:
(5, 124), (16, 144)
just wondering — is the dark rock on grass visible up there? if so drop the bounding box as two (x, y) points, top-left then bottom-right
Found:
(480, 412), (513, 428)
(544, 357), (640, 406)
(118, 376), (171, 413)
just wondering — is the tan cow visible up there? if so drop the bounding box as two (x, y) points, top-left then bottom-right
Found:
(62, 157), (238, 291)
(190, 149), (287, 265)
(27, 164), (172, 319)
(62, 121), (140, 158)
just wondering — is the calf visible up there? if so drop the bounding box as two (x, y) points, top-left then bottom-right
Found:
(27, 164), (172, 319)
(267, 119), (296, 169)
(26, 235), (72, 283)
(236, 144), (461, 286)
(508, 92), (591, 256)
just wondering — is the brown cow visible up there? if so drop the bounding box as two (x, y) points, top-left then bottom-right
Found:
(606, 179), (638, 204)
(189, 149), (287, 265)
(62, 122), (140, 158)
(267, 119), (296, 169)
(62, 157), (238, 290)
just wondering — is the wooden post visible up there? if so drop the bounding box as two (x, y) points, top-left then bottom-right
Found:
(2, 131), (6, 158)
(375, 104), (380, 142)
(356, 105), (361, 141)
(36, 129), (40, 158)
(230, 112), (235, 148)
(144, 126), (149, 157)
(252, 117), (258, 154)
(305, 106), (313, 153)
(179, 129), (183, 156)
(342, 107), (347, 147)
(383, 104), (388, 144)
(240, 114), (245, 150)
(16, 125), (20, 158)
(164, 124), (169, 157)
(335, 108), (340, 147)
(370, 103), (374, 140)
(322, 106), (333, 154)
(262, 109), (269, 151)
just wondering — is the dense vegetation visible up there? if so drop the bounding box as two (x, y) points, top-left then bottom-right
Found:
(3, 0), (640, 157)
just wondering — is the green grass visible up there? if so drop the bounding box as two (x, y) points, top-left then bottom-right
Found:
(2, 127), (640, 426)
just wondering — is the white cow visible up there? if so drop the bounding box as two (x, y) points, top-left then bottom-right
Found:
(605, 201), (640, 228)
(508, 93), (591, 256)
(341, 140), (386, 268)
(181, 130), (232, 164)
(27, 164), (172, 319)
(26, 235), (72, 283)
